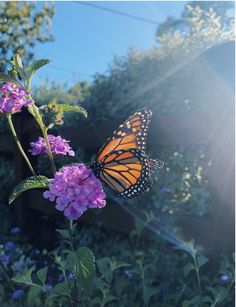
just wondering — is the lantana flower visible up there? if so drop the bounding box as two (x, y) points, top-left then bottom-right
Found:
(43, 164), (106, 220)
(0, 82), (32, 114)
(29, 134), (75, 156)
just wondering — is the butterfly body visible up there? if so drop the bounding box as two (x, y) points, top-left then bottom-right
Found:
(92, 108), (164, 199)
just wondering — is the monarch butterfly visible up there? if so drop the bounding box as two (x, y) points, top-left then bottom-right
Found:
(92, 108), (164, 199)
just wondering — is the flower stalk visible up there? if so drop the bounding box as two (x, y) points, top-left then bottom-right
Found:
(6, 114), (36, 176)
(28, 100), (57, 175)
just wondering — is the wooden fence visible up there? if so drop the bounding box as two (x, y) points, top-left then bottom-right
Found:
(0, 42), (234, 256)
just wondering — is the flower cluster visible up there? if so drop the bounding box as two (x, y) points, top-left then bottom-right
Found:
(29, 134), (75, 156)
(43, 164), (106, 220)
(10, 227), (21, 234)
(0, 82), (32, 114)
(12, 289), (24, 300)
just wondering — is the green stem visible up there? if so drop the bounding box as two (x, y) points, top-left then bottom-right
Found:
(67, 220), (79, 307)
(193, 256), (202, 297)
(28, 100), (57, 175)
(6, 114), (36, 176)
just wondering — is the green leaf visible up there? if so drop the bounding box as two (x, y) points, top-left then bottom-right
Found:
(67, 251), (78, 275)
(197, 255), (209, 268)
(182, 300), (192, 307)
(184, 262), (195, 277)
(26, 59), (51, 88)
(12, 266), (37, 286)
(27, 286), (43, 306)
(11, 54), (25, 80)
(56, 229), (70, 240)
(57, 103), (87, 118)
(77, 247), (95, 288)
(143, 287), (159, 305)
(37, 267), (48, 285)
(0, 72), (20, 85)
(98, 259), (113, 284)
(27, 59), (51, 77)
(9, 175), (50, 204)
(12, 54), (23, 69)
(102, 294), (117, 306)
(52, 282), (70, 297)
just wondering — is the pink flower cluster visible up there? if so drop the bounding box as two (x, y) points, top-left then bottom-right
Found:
(43, 164), (106, 220)
(0, 82), (32, 114)
(29, 134), (75, 156)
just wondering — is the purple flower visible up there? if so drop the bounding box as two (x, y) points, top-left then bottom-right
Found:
(29, 134), (75, 157)
(220, 274), (229, 282)
(124, 270), (133, 280)
(158, 282), (165, 293)
(5, 241), (15, 251)
(0, 82), (32, 114)
(67, 272), (74, 280)
(10, 227), (21, 234)
(160, 187), (171, 193)
(11, 289), (24, 300)
(43, 164), (106, 220)
(58, 274), (64, 282)
(45, 283), (53, 292)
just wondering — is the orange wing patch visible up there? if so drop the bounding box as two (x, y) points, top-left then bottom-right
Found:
(96, 109), (152, 162)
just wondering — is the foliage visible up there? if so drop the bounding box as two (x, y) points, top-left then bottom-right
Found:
(0, 1), (54, 70)
(156, 3), (234, 59)
(0, 223), (234, 306)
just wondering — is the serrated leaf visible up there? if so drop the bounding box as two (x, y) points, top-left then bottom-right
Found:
(12, 266), (37, 286)
(184, 263), (195, 277)
(27, 286), (43, 306)
(77, 247), (95, 288)
(197, 255), (209, 268)
(37, 267), (48, 285)
(58, 104), (87, 118)
(9, 175), (50, 204)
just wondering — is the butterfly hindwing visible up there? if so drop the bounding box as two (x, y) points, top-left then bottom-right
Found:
(97, 108), (152, 162)
(97, 149), (153, 199)
(148, 158), (164, 175)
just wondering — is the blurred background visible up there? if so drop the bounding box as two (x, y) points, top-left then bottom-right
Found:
(0, 1), (235, 306)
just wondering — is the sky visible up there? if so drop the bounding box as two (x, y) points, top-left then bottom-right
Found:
(34, 1), (187, 86)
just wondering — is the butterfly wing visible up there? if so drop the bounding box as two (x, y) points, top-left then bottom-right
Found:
(97, 149), (153, 199)
(97, 108), (152, 163)
(93, 108), (164, 198)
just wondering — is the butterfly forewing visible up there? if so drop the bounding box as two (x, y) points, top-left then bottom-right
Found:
(97, 108), (152, 162)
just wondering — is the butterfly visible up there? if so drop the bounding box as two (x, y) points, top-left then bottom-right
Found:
(92, 108), (164, 199)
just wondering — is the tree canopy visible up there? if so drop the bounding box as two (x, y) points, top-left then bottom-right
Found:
(0, 2), (54, 70)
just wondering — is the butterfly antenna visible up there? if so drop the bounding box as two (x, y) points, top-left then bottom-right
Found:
(80, 170), (93, 184)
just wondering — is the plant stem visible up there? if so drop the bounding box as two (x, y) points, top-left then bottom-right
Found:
(193, 256), (202, 297)
(67, 220), (79, 307)
(28, 100), (57, 175)
(6, 114), (36, 176)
